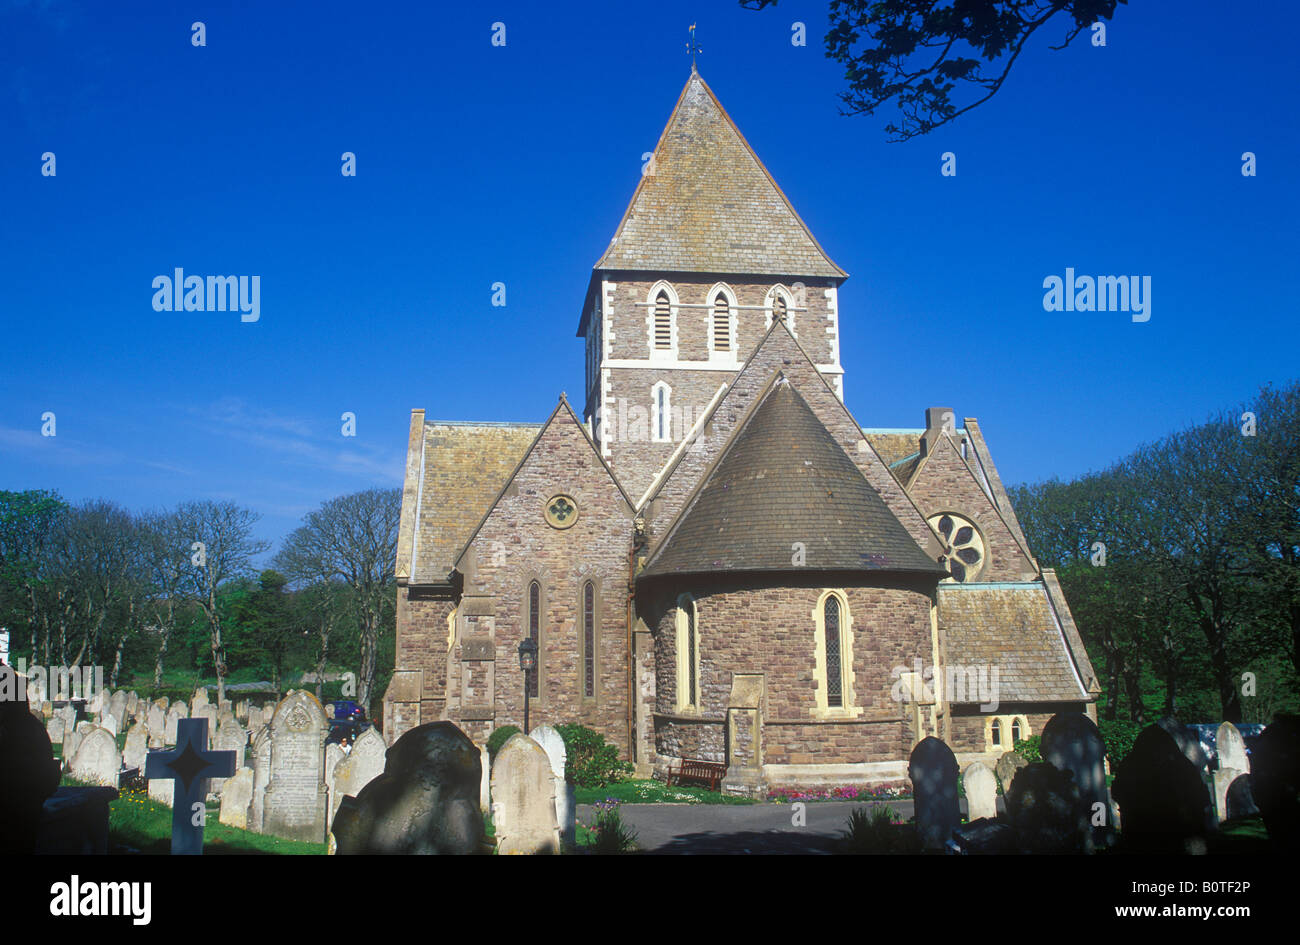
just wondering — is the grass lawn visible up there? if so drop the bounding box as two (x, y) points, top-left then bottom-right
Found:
(574, 778), (755, 806)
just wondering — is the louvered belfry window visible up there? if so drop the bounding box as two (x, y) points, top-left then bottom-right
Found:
(825, 595), (843, 707)
(528, 580), (540, 698)
(583, 581), (595, 698)
(713, 295), (730, 351)
(653, 291), (672, 349)
(773, 294), (788, 324)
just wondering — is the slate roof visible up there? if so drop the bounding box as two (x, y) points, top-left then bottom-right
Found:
(594, 70), (845, 279)
(939, 584), (1090, 703)
(640, 377), (945, 579)
(405, 422), (541, 585)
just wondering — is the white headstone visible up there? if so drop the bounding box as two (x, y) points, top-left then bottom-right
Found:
(46, 715), (65, 745)
(219, 767), (255, 829)
(324, 742), (346, 821)
(147, 705), (167, 747)
(193, 704), (218, 745)
(491, 734), (560, 855)
(249, 725), (271, 833)
(212, 719), (247, 792)
(123, 721), (149, 771)
(1213, 766), (1242, 822)
(193, 687), (209, 710)
(70, 727), (121, 788)
(479, 744), (491, 813)
(529, 725), (569, 842)
(330, 728), (386, 827)
(164, 705), (185, 745)
(99, 713), (119, 737)
(1216, 721), (1250, 774)
(964, 761), (998, 821)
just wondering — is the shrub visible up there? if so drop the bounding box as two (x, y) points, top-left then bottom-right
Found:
(555, 723), (633, 788)
(1013, 734), (1042, 763)
(588, 798), (638, 853)
(839, 803), (914, 854)
(487, 725), (521, 762)
(1098, 719), (1143, 769)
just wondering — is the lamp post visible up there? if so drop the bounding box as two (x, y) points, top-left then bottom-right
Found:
(517, 637), (538, 734)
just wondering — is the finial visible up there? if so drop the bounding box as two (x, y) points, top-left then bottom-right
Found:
(686, 23), (701, 70)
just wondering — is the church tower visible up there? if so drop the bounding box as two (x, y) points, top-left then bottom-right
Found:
(577, 69), (848, 500)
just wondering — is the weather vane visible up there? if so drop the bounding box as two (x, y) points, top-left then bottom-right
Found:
(686, 23), (702, 69)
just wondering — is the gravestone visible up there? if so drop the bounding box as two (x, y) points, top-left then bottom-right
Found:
(1216, 721), (1250, 774)
(46, 716), (64, 746)
(108, 691), (127, 726)
(70, 728), (121, 788)
(1225, 774), (1259, 820)
(479, 744), (491, 812)
(1157, 716), (1210, 772)
(62, 724), (83, 763)
(59, 703), (76, 732)
(325, 742), (345, 810)
(216, 707), (237, 734)
(126, 691), (139, 717)
(908, 736), (960, 852)
(1112, 723), (1213, 854)
(332, 721), (484, 855)
(153, 696), (169, 712)
(1213, 767), (1243, 822)
(331, 728), (386, 827)
(995, 750), (1028, 793)
(218, 768), (255, 829)
(165, 705), (185, 744)
(193, 704), (218, 745)
(963, 762), (998, 821)
(262, 690), (328, 842)
(1250, 714), (1300, 851)
(192, 687), (209, 711)
(147, 705), (166, 747)
(99, 713), (119, 738)
(530, 724), (570, 843)
(123, 722), (149, 771)
(148, 774), (174, 807)
(1041, 712), (1114, 843)
(145, 718), (236, 855)
(249, 725), (271, 833)
(235, 700), (248, 723)
(214, 719), (246, 770)
(1003, 761), (1090, 854)
(492, 733), (560, 855)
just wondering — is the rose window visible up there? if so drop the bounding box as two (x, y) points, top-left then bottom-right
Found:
(544, 494), (578, 529)
(927, 513), (985, 582)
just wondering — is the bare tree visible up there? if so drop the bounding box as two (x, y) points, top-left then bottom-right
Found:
(139, 507), (195, 687)
(276, 489), (400, 710)
(180, 501), (268, 703)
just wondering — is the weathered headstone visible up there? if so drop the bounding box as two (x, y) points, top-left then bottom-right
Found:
(99, 712), (119, 737)
(909, 736), (960, 851)
(479, 744), (491, 812)
(126, 691), (139, 717)
(144, 718), (236, 855)
(214, 719), (246, 771)
(1003, 761), (1090, 854)
(249, 725), (271, 833)
(1041, 712), (1114, 843)
(1216, 721), (1250, 774)
(123, 721), (149, 771)
(62, 724), (83, 763)
(193, 703), (218, 745)
(218, 767), (255, 829)
(1112, 723), (1213, 854)
(331, 728), (386, 827)
(108, 691), (127, 726)
(1213, 767), (1243, 823)
(165, 704), (185, 744)
(70, 727), (121, 788)
(192, 687), (209, 711)
(262, 690), (328, 842)
(492, 733), (561, 855)
(46, 715), (65, 746)
(147, 704), (166, 747)
(332, 721), (484, 855)
(995, 750), (1028, 793)
(963, 762), (998, 821)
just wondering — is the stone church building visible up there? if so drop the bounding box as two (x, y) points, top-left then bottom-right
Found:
(384, 69), (1099, 793)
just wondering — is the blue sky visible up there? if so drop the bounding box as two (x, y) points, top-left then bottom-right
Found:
(2, 0), (1297, 556)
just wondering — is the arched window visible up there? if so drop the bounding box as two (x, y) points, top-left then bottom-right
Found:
(824, 595), (843, 708)
(992, 718), (1003, 747)
(1011, 718), (1021, 743)
(765, 285), (797, 337)
(675, 594), (700, 711)
(712, 295), (730, 351)
(582, 581), (595, 698)
(653, 290), (672, 350)
(527, 580), (541, 698)
(651, 381), (672, 443)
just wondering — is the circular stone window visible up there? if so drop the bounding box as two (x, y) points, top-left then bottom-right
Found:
(544, 494), (579, 529)
(927, 513), (985, 582)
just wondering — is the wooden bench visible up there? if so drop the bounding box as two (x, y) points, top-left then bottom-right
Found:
(667, 758), (727, 791)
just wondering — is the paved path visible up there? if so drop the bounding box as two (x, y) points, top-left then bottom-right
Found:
(576, 799), (920, 854)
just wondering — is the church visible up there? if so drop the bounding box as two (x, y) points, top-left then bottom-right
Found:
(384, 69), (1100, 794)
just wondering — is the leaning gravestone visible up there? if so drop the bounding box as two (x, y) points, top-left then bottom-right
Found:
(963, 762), (998, 821)
(249, 725), (271, 833)
(1250, 714), (1300, 852)
(1112, 723), (1213, 854)
(1041, 712), (1114, 843)
(123, 722), (149, 771)
(492, 733), (560, 855)
(1217, 721), (1250, 774)
(218, 768), (255, 829)
(332, 721), (484, 855)
(70, 728), (121, 788)
(909, 736), (960, 851)
(995, 750), (1028, 793)
(331, 728), (386, 827)
(262, 690), (328, 842)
